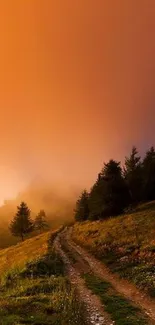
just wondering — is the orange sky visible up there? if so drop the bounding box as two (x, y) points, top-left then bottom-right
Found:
(0, 0), (155, 202)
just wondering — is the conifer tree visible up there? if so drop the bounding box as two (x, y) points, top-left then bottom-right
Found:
(143, 146), (155, 201)
(74, 190), (89, 222)
(89, 173), (106, 220)
(9, 202), (33, 241)
(124, 147), (142, 204)
(89, 160), (130, 219)
(102, 159), (129, 217)
(34, 209), (49, 233)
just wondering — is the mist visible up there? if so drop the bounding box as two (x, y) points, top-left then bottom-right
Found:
(0, 1), (155, 247)
(0, 180), (80, 248)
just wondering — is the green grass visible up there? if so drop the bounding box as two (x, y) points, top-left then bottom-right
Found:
(72, 201), (155, 297)
(84, 274), (149, 325)
(0, 275), (85, 324)
(0, 232), (87, 325)
(114, 263), (155, 298)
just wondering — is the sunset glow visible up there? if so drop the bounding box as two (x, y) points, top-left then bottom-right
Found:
(0, 1), (155, 201)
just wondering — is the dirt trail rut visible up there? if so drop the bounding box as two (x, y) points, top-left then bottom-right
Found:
(54, 231), (114, 325)
(54, 227), (155, 325)
(66, 227), (155, 323)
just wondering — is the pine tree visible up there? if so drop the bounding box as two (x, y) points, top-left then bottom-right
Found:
(89, 160), (130, 219)
(89, 173), (106, 220)
(124, 147), (142, 204)
(74, 190), (89, 222)
(102, 159), (130, 217)
(34, 209), (49, 233)
(143, 146), (155, 201)
(9, 202), (33, 241)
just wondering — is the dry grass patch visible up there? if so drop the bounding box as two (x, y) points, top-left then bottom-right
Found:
(0, 231), (52, 279)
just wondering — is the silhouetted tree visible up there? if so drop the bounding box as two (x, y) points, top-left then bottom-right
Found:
(102, 159), (130, 216)
(142, 146), (155, 201)
(9, 202), (33, 241)
(124, 147), (142, 204)
(89, 173), (106, 220)
(74, 190), (89, 222)
(34, 209), (49, 233)
(89, 160), (130, 219)
(74, 145), (155, 223)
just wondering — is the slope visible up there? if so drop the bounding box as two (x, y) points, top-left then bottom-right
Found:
(72, 201), (155, 297)
(56, 227), (155, 324)
(0, 231), (50, 279)
(0, 230), (86, 325)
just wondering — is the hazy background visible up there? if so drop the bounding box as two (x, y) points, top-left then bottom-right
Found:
(0, 1), (155, 246)
(0, 181), (78, 247)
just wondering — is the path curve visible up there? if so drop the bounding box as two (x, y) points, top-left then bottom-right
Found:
(54, 230), (114, 325)
(68, 227), (155, 323)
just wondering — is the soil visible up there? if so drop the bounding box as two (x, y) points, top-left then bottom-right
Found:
(54, 227), (155, 325)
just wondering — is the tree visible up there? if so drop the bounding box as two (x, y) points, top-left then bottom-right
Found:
(101, 159), (130, 217)
(89, 173), (106, 220)
(89, 160), (130, 219)
(9, 202), (33, 241)
(34, 209), (49, 233)
(74, 190), (89, 222)
(142, 146), (155, 201)
(124, 147), (142, 204)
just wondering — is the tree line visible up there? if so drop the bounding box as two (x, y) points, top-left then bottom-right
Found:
(9, 202), (49, 241)
(74, 146), (155, 221)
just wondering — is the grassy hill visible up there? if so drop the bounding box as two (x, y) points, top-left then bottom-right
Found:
(0, 232), (50, 280)
(72, 201), (155, 298)
(0, 230), (85, 325)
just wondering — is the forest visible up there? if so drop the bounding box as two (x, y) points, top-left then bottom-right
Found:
(75, 146), (155, 221)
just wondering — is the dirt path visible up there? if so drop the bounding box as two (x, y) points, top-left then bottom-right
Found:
(65, 227), (155, 323)
(54, 231), (114, 325)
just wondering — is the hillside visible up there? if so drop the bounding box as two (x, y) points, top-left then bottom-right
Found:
(1, 215), (155, 325)
(72, 201), (155, 298)
(0, 230), (85, 325)
(0, 231), (50, 279)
